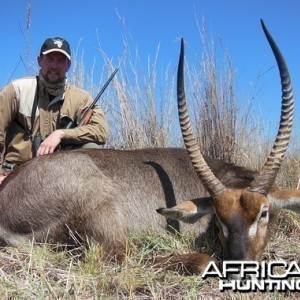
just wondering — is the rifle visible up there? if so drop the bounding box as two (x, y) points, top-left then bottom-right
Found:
(60, 68), (119, 129)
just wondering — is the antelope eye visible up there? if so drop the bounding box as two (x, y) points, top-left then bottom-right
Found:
(260, 210), (268, 219)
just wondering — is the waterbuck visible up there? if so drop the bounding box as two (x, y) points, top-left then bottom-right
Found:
(0, 20), (298, 272)
(157, 20), (298, 271)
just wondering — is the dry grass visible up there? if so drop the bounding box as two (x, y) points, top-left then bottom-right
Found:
(93, 34), (177, 150)
(0, 212), (299, 299)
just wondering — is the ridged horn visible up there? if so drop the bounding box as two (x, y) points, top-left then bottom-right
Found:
(248, 20), (294, 195)
(177, 38), (226, 196)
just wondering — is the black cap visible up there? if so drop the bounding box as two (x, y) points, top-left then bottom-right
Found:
(40, 37), (71, 60)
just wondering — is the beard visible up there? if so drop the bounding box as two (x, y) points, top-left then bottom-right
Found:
(38, 70), (67, 96)
(44, 71), (65, 84)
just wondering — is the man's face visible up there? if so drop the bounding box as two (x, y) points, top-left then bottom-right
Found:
(38, 52), (71, 84)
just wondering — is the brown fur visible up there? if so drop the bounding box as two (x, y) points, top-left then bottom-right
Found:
(213, 189), (270, 260)
(152, 252), (220, 275)
(0, 147), (257, 260)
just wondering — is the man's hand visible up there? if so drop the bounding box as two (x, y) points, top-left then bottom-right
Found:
(37, 129), (66, 156)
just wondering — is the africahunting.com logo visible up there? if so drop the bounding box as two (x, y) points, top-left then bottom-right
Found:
(202, 261), (300, 292)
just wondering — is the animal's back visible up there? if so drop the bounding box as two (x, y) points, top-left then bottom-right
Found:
(0, 147), (256, 251)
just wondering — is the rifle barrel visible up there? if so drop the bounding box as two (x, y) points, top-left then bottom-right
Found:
(93, 68), (119, 104)
(78, 68), (119, 126)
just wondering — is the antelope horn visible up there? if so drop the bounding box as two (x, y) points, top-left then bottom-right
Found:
(177, 38), (226, 196)
(248, 20), (294, 195)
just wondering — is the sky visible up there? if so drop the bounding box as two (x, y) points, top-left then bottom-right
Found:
(1, 0), (300, 136)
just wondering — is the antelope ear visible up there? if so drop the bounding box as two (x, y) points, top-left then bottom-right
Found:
(157, 197), (214, 224)
(267, 189), (300, 213)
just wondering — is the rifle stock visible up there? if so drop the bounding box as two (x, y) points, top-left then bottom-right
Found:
(78, 109), (94, 126)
